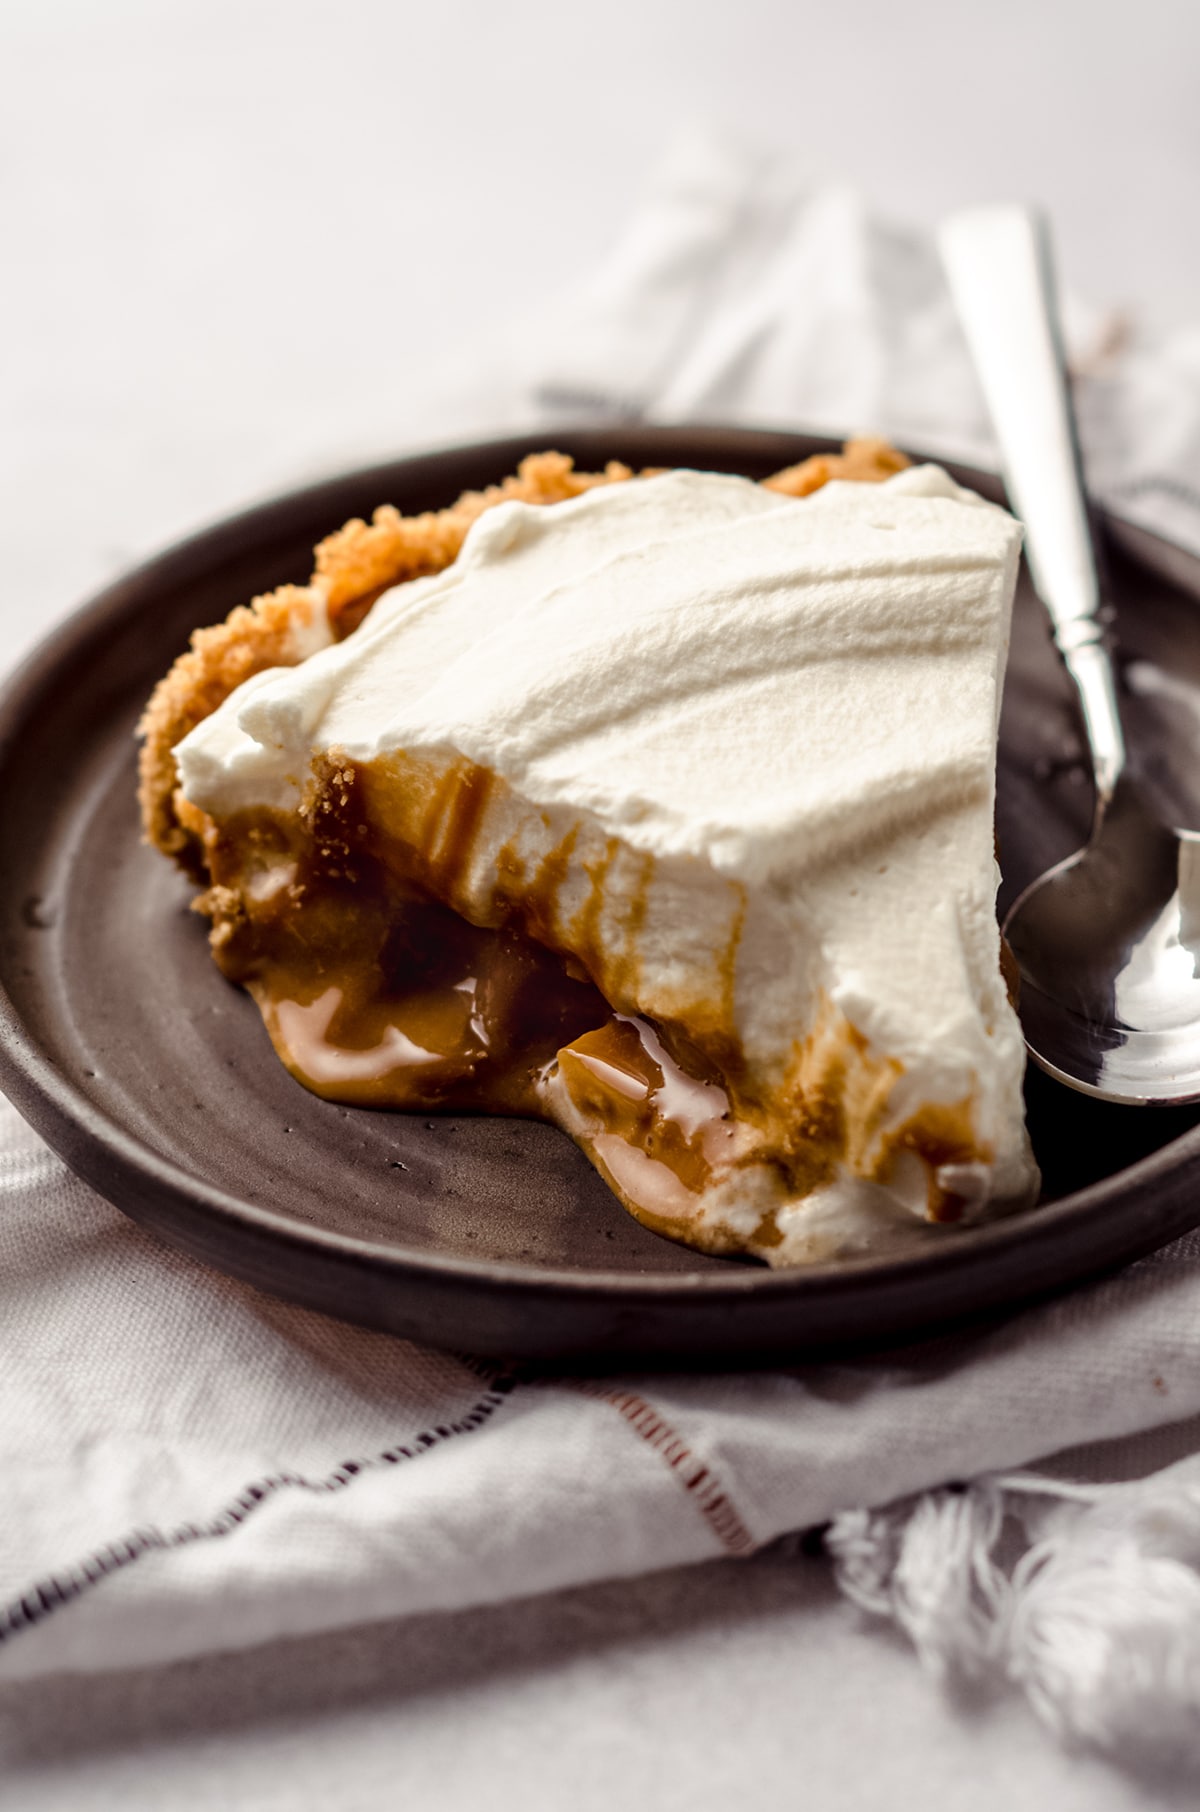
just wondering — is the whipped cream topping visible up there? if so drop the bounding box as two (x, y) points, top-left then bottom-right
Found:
(177, 465), (1037, 1258)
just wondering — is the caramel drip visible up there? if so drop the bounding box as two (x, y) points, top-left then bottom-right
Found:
(628, 853), (653, 945)
(602, 848), (653, 1007)
(556, 1016), (735, 1198)
(718, 885), (747, 1038)
(573, 837), (619, 980)
(771, 1016), (906, 1201)
(197, 761), (997, 1258)
(883, 1096), (991, 1223)
(494, 836), (527, 894)
(520, 826), (579, 950)
(422, 761), (499, 898)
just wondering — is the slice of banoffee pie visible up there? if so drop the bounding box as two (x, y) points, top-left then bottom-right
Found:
(139, 442), (1039, 1265)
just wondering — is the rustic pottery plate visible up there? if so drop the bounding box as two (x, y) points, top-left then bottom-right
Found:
(3, 427), (1200, 1360)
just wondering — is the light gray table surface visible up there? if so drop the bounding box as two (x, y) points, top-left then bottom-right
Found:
(4, 2), (1199, 1804)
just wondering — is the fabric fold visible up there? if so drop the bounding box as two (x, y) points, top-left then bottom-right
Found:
(7, 1094), (1200, 1697)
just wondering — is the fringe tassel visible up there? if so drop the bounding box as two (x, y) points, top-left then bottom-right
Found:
(825, 1458), (1200, 1762)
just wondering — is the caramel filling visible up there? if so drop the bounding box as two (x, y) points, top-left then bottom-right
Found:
(196, 759), (993, 1255)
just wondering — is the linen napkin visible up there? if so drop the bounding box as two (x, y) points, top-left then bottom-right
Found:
(6, 128), (1200, 1761)
(425, 126), (1200, 562)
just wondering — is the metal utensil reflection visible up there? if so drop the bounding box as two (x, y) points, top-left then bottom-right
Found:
(941, 207), (1200, 1104)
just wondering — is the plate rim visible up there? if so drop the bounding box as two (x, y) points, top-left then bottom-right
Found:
(4, 423), (1200, 1322)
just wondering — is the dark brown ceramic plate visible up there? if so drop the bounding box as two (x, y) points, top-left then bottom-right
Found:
(3, 427), (1200, 1361)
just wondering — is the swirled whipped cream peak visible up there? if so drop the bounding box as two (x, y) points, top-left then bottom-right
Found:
(173, 462), (1038, 1264)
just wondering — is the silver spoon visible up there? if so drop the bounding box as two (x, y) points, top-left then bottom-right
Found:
(939, 205), (1200, 1105)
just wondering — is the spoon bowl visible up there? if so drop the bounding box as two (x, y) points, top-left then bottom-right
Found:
(1003, 777), (1200, 1102)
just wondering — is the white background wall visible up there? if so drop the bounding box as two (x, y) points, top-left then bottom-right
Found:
(3, 0), (1199, 673)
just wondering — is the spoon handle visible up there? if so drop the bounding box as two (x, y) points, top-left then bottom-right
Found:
(939, 206), (1125, 803)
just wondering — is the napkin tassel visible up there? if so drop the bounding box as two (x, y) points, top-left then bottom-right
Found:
(824, 1458), (1200, 1762)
